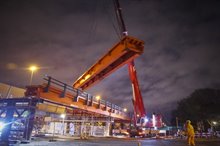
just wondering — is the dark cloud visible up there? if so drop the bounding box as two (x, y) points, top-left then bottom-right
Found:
(0, 0), (220, 120)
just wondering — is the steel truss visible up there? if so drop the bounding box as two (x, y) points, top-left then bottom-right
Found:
(0, 97), (40, 144)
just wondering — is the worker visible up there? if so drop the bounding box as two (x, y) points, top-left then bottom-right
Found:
(185, 120), (195, 146)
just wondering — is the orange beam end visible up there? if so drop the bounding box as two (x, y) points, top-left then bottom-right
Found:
(73, 36), (144, 90)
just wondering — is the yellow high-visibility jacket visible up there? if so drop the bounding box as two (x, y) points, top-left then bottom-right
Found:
(186, 123), (195, 136)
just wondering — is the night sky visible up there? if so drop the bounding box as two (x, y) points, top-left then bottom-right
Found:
(0, 0), (220, 120)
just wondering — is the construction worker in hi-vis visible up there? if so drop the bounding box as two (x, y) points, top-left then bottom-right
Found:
(186, 120), (195, 146)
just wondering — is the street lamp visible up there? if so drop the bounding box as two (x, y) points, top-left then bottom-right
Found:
(29, 65), (38, 85)
(60, 114), (66, 135)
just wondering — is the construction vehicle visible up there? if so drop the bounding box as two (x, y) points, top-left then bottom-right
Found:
(113, 0), (163, 136)
(73, 0), (164, 137)
(72, 0), (149, 136)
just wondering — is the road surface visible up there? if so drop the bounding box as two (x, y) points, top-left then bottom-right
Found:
(18, 137), (220, 146)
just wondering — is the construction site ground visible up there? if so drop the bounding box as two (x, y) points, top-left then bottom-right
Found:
(16, 135), (220, 146)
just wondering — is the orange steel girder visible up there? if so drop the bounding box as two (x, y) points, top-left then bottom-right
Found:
(25, 84), (130, 120)
(73, 36), (144, 90)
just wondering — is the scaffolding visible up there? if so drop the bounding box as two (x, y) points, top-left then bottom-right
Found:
(0, 97), (40, 144)
(0, 77), (130, 143)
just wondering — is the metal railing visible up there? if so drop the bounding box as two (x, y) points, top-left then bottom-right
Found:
(43, 75), (126, 115)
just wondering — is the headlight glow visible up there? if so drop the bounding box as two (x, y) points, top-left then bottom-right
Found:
(0, 122), (5, 131)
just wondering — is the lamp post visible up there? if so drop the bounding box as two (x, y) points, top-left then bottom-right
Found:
(60, 114), (66, 135)
(176, 117), (179, 128)
(29, 66), (37, 85)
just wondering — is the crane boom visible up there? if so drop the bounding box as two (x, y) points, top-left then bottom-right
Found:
(73, 36), (144, 90)
(73, 0), (146, 126)
(113, 0), (146, 122)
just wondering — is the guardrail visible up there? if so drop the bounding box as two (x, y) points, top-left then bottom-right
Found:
(43, 75), (126, 115)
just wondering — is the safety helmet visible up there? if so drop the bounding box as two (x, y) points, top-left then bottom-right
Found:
(186, 120), (191, 124)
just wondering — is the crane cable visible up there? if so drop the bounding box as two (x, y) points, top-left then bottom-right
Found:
(104, 0), (122, 40)
(87, 0), (122, 44)
(112, 0), (128, 37)
(86, 0), (99, 45)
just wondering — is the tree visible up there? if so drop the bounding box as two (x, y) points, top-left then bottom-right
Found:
(171, 88), (220, 131)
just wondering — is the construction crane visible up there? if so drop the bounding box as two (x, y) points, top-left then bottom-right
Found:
(73, 0), (147, 127)
(113, 0), (146, 126)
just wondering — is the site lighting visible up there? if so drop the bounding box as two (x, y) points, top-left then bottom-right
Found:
(60, 114), (66, 119)
(29, 66), (37, 72)
(213, 121), (217, 125)
(60, 114), (66, 135)
(152, 114), (156, 128)
(144, 117), (149, 123)
(0, 122), (5, 131)
(123, 108), (127, 112)
(96, 95), (101, 101)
